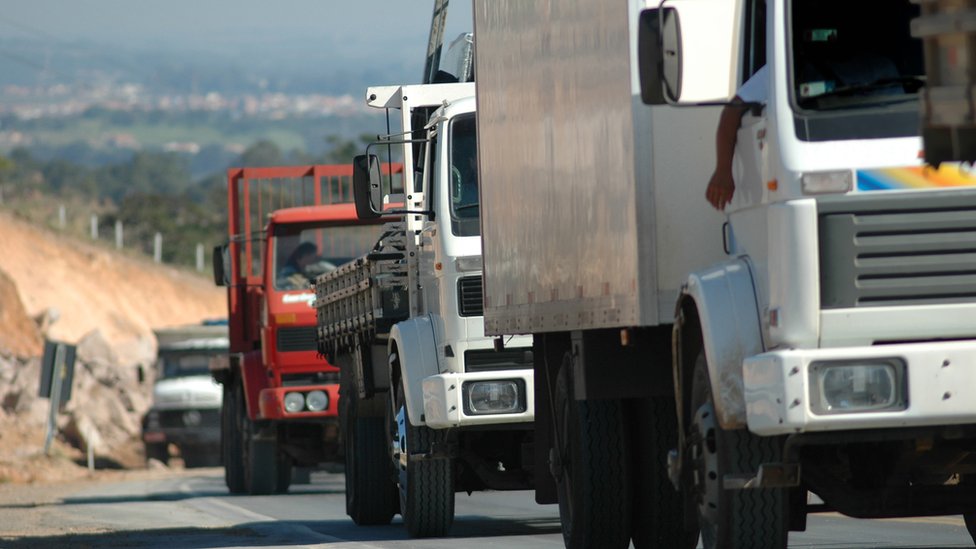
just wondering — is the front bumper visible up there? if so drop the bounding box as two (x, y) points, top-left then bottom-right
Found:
(422, 370), (535, 429)
(744, 340), (976, 436)
(142, 407), (220, 446)
(258, 384), (340, 420)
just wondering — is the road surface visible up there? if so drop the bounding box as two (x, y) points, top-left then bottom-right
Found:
(0, 468), (971, 548)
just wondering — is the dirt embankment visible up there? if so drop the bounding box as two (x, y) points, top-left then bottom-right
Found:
(0, 210), (226, 483)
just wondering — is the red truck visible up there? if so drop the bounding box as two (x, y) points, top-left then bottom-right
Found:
(212, 163), (399, 494)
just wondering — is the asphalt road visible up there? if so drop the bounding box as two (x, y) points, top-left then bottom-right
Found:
(0, 468), (972, 548)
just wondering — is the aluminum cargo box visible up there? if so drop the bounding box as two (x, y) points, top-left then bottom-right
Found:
(475, 0), (728, 336)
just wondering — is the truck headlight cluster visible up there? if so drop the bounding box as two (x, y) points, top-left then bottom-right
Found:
(283, 390), (330, 413)
(463, 380), (525, 415)
(809, 359), (907, 415)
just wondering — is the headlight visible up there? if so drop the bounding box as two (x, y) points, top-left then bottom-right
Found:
(463, 380), (525, 415)
(284, 392), (305, 413)
(801, 170), (852, 195)
(182, 410), (202, 426)
(305, 390), (329, 412)
(809, 359), (906, 415)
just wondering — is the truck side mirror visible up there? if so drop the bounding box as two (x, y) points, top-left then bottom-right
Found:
(638, 7), (682, 105)
(212, 244), (230, 286)
(353, 154), (383, 220)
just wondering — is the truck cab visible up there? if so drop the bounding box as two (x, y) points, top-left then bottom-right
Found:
(316, 83), (536, 538)
(409, 96), (534, 430)
(641, 0), (976, 544)
(214, 164), (393, 495)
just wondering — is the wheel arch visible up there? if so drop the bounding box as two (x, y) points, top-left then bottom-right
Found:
(388, 315), (440, 427)
(676, 258), (764, 430)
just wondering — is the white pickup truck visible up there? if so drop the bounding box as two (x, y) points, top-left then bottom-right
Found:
(142, 322), (227, 467)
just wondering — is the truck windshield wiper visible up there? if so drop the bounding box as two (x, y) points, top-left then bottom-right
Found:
(454, 203), (480, 212)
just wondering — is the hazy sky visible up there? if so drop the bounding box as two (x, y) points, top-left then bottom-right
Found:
(0, 1), (473, 78)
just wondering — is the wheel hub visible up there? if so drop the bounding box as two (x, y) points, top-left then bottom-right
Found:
(691, 400), (720, 526)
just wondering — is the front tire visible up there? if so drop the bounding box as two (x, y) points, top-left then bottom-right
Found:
(965, 512), (976, 544)
(552, 354), (631, 549)
(243, 414), (279, 495)
(390, 382), (454, 538)
(274, 450), (293, 494)
(688, 350), (787, 549)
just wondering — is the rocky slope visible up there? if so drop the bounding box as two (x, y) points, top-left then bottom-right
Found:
(0, 210), (225, 482)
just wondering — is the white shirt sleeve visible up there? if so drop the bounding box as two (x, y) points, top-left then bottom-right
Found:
(736, 65), (769, 104)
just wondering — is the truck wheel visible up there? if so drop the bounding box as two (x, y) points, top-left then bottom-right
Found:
(391, 382), (454, 538)
(629, 396), (698, 549)
(552, 354), (632, 549)
(244, 427), (279, 495)
(274, 451), (293, 494)
(688, 350), (787, 549)
(345, 414), (396, 525)
(145, 442), (168, 466)
(223, 382), (246, 493)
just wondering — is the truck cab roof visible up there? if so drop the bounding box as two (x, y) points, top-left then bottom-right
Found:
(270, 203), (362, 226)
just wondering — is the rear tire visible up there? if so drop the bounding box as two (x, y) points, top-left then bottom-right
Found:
(222, 382), (246, 493)
(629, 396), (698, 548)
(688, 350), (787, 549)
(391, 382), (454, 538)
(552, 354), (631, 549)
(346, 415), (396, 525)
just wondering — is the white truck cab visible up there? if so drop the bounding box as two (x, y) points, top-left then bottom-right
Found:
(316, 83), (535, 538)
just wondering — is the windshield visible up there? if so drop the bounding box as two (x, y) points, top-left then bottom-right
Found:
(789, 0), (923, 140)
(449, 113), (479, 236)
(273, 223), (385, 290)
(158, 350), (222, 379)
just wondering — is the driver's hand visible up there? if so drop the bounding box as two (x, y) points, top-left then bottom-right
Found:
(706, 170), (735, 211)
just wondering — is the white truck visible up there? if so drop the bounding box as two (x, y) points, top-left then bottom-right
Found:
(142, 322), (227, 467)
(314, 81), (535, 538)
(474, 0), (976, 548)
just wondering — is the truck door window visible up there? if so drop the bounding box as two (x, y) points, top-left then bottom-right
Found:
(427, 133), (438, 210)
(742, 0), (766, 83)
(273, 223), (385, 290)
(448, 113), (479, 237)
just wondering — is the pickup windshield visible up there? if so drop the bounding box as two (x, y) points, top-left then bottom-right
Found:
(789, 0), (923, 141)
(274, 223), (385, 290)
(158, 350), (223, 379)
(449, 113), (480, 237)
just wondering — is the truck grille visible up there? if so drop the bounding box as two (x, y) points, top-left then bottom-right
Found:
(464, 348), (534, 372)
(276, 327), (318, 352)
(458, 276), (484, 317)
(819, 191), (976, 308)
(158, 409), (219, 428)
(281, 371), (339, 386)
